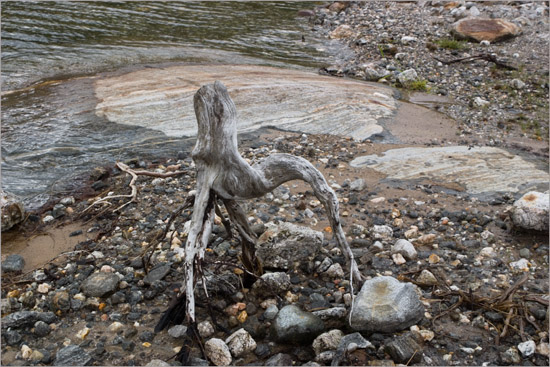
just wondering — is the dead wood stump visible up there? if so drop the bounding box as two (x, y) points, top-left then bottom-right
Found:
(159, 81), (362, 329)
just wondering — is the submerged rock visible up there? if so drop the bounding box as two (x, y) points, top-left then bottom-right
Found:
(272, 305), (325, 344)
(511, 191), (549, 231)
(349, 276), (424, 333)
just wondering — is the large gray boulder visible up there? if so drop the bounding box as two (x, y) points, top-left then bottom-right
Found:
(257, 222), (323, 270)
(1, 190), (25, 232)
(511, 191), (549, 231)
(349, 276), (424, 333)
(272, 305), (325, 344)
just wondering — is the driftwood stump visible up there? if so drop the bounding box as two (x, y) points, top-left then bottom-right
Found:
(159, 81), (362, 330)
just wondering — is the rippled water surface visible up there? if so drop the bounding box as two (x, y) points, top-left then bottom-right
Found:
(1, 1), (347, 209)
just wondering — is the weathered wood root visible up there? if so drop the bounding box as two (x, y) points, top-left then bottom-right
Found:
(172, 81), (363, 325)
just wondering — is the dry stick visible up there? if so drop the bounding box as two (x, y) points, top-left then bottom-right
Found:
(500, 307), (515, 339)
(83, 162), (188, 213)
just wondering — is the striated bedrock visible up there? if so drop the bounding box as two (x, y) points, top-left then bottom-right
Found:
(350, 146), (548, 196)
(94, 64), (396, 140)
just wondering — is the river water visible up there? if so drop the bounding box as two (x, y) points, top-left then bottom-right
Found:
(2, 1), (351, 210)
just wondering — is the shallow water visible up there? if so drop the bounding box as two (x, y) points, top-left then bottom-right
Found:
(1, 1), (351, 209)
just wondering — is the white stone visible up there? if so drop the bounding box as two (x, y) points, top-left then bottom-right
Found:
(205, 338), (232, 366)
(469, 6), (481, 16)
(392, 239), (417, 260)
(370, 197), (386, 204)
(510, 79), (526, 90)
(401, 36), (417, 45)
(312, 329), (344, 354)
(480, 247), (495, 257)
(397, 69), (419, 86)
(392, 253), (407, 265)
(473, 97), (490, 107)
(480, 40), (491, 46)
(509, 258), (530, 271)
(325, 263), (345, 278)
(21, 345), (32, 360)
(198, 321), (215, 338)
(37, 283), (51, 294)
(416, 270), (438, 285)
(225, 328), (256, 358)
(372, 225), (393, 240)
(108, 322), (124, 333)
(536, 342), (550, 356)
(511, 191), (549, 231)
(518, 340), (536, 357)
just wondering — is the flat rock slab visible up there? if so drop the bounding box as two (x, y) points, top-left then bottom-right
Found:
(349, 276), (424, 333)
(94, 64), (396, 140)
(350, 146), (548, 196)
(452, 17), (521, 43)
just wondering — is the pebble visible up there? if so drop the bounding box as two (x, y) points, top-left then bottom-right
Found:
(1, 254), (25, 273)
(517, 340), (536, 357)
(168, 325), (188, 339)
(325, 263), (345, 278)
(81, 272), (120, 297)
(198, 320), (215, 338)
(272, 305), (325, 343)
(225, 328), (257, 357)
(392, 239), (417, 260)
(416, 269), (438, 285)
(205, 338), (232, 366)
(312, 329), (344, 354)
(53, 345), (92, 366)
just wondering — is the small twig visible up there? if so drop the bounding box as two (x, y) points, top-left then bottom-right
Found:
(500, 308), (515, 339)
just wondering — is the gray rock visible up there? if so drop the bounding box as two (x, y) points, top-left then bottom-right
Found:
(317, 257), (333, 273)
(265, 353), (293, 366)
(145, 359), (171, 367)
(500, 347), (521, 365)
(272, 305), (325, 344)
(1, 311), (57, 329)
(397, 69), (419, 87)
(263, 305), (279, 320)
(372, 225), (393, 240)
(81, 272), (120, 297)
(2, 254), (25, 273)
(253, 272), (291, 293)
(144, 263), (171, 285)
(350, 178), (366, 191)
(51, 204), (66, 219)
(392, 239), (417, 260)
(511, 191), (549, 231)
(331, 332), (374, 366)
(225, 328), (257, 357)
(312, 329), (344, 354)
(205, 338), (232, 366)
(510, 78), (526, 90)
(349, 276), (424, 333)
(1, 190), (25, 232)
(257, 222), (323, 270)
(416, 269), (438, 286)
(312, 307), (347, 321)
(168, 325), (187, 339)
(3, 329), (22, 345)
(53, 345), (92, 366)
(33, 321), (51, 337)
(384, 332), (423, 364)
(325, 263), (345, 278)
